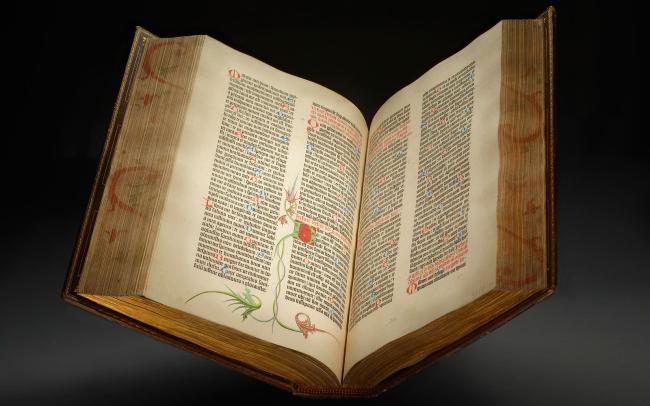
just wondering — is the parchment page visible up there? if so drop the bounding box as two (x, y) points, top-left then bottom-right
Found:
(344, 22), (502, 375)
(144, 36), (368, 380)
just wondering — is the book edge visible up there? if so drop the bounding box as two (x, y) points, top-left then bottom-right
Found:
(62, 26), (154, 301)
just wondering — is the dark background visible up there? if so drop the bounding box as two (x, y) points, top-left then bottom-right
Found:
(2, 1), (647, 404)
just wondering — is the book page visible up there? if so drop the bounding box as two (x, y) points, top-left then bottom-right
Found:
(144, 36), (367, 380)
(344, 22), (502, 375)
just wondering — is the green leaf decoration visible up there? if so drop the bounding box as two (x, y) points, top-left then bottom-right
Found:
(222, 286), (262, 320)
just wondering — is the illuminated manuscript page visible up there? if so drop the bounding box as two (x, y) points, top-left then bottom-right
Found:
(145, 37), (368, 380)
(344, 22), (502, 375)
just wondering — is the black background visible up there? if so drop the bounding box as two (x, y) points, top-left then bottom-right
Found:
(2, 1), (648, 404)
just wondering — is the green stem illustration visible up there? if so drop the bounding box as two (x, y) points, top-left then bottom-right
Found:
(186, 286), (261, 320)
(186, 172), (335, 342)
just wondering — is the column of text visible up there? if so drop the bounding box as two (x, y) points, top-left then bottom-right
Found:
(193, 70), (295, 292)
(350, 105), (410, 329)
(407, 62), (475, 294)
(284, 103), (362, 329)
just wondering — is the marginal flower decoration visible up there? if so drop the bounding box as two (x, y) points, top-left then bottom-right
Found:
(293, 221), (317, 246)
(285, 189), (297, 203)
(185, 286), (261, 321)
(185, 172), (336, 343)
(295, 313), (316, 338)
(285, 169), (301, 204)
(226, 287), (261, 320)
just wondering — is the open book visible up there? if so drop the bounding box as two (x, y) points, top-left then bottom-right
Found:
(63, 7), (556, 397)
